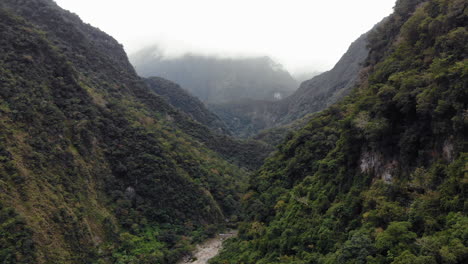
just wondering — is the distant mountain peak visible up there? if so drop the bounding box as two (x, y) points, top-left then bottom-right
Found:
(130, 48), (298, 103)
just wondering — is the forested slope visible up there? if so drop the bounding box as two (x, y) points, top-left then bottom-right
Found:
(0, 0), (267, 263)
(144, 77), (230, 135)
(212, 0), (467, 263)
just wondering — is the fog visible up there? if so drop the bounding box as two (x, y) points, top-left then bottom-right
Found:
(54, 0), (396, 75)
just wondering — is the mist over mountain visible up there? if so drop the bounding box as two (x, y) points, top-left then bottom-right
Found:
(130, 47), (298, 103)
(131, 35), (370, 140)
(128, 30), (370, 140)
(208, 30), (371, 138)
(292, 71), (322, 83)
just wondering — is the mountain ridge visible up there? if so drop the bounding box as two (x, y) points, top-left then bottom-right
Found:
(131, 49), (298, 104)
(144, 76), (231, 135)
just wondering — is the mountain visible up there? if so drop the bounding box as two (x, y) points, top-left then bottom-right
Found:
(131, 24), (371, 140)
(293, 71), (322, 83)
(208, 30), (371, 138)
(144, 77), (230, 135)
(278, 30), (370, 123)
(0, 0), (270, 263)
(212, 0), (468, 263)
(130, 49), (298, 103)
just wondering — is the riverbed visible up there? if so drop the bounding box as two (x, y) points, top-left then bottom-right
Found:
(177, 230), (237, 264)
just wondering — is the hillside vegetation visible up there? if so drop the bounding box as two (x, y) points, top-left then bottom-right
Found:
(144, 77), (230, 135)
(212, 0), (467, 263)
(0, 0), (269, 263)
(0, 0), (466, 263)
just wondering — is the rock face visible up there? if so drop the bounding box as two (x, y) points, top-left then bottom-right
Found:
(130, 50), (298, 104)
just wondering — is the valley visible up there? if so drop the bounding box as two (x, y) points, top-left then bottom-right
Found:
(0, 0), (466, 263)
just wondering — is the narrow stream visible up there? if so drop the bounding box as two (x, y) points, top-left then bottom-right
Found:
(177, 230), (238, 264)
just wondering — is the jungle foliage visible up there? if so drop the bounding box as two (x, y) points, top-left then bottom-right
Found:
(0, 0), (267, 263)
(212, 0), (467, 263)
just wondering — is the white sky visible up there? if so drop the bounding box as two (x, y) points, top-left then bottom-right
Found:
(54, 0), (396, 74)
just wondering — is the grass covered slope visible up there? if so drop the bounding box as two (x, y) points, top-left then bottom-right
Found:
(0, 0), (263, 263)
(212, 0), (467, 263)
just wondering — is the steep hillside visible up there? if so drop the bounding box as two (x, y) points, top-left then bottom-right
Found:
(131, 49), (298, 103)
(208, 99), (279, 139)
(0, 0), (268, 263)
(144, 77), (230, 135)
(278, 31), (370, 123)
(213, 0), (467, 263)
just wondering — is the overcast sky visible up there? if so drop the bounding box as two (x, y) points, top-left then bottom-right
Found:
(54, 0), (396, 74)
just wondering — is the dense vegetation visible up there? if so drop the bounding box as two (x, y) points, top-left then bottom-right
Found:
(144, 77), (230, 135)
(212, 0), (467, 263)
(0, 0), (268, 263)
(0, 0), (466, 263)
